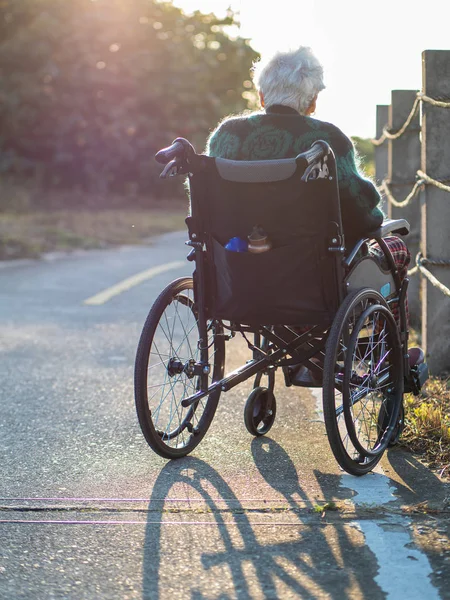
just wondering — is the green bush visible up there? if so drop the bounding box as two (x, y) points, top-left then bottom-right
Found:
(0, 0), (258, 204)
(352, 136), (375, 178)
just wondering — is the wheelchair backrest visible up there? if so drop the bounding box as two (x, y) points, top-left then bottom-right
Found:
(188, 146), (345, 326)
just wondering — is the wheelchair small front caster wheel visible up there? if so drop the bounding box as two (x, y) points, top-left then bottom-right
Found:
(244, 386), (276, 437)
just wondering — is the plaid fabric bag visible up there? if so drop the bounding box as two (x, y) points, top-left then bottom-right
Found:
(368, 235), (411, 326)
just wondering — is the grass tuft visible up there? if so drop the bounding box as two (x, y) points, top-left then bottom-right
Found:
(0, 205), (186, 260)
(402, 376), (450, 479)
(313, 501), (338, 514)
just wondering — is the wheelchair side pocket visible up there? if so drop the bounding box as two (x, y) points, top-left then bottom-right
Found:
(211, 237), (334, 325)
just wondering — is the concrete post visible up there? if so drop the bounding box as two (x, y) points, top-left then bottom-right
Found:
(421, 50), (450, 374)
(387, 90), (422, 328)
(375, 105), (389, 213)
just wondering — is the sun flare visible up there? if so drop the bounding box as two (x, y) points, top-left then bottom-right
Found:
(171, 0), (450, 137)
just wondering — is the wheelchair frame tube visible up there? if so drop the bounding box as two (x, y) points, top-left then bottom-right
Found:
(325, 151), (346, 306)
(185, 208), (211, 392)
(180, 325), (328, 408)
(181, 351), (273, 407)
(192, 243), (210, 392)
(373, 236), (410, 379)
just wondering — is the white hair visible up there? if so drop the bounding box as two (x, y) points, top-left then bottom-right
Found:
(252, 47), (325, 116)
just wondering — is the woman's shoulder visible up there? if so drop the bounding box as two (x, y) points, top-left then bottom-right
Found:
(305, 116), (353, 153)
(206, 111), (265, 155)
(213, 110), (265, 132)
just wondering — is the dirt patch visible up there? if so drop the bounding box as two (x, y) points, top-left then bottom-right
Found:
(0, 205), (187, 260)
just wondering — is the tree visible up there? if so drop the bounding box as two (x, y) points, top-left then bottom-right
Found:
(0, 0), (258, 201)
(352, 136), (375, 178)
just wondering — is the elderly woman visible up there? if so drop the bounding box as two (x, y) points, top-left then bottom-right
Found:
(206, 46), (422, 380)
(208, 47), (395, 248)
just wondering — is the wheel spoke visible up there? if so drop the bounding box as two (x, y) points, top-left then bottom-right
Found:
(323, 290), (403, 474)
(174, 297), (196, 361)
(135, 279), (224, 456)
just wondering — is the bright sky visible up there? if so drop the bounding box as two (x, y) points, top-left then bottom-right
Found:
(171, 0), (450, 138)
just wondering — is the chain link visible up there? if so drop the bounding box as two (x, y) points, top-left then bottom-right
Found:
(420, 256), (450, 267)
(418, 92), (450, 108)
(416, 170), (450, 193)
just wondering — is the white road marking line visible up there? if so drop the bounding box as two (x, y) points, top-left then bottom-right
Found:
(83, 261), (185, 305)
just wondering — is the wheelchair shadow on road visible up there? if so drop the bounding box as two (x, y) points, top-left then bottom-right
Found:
(385, 447), (449, 508)
(141, 445), (385, 600)
(384, 448), (450, 598)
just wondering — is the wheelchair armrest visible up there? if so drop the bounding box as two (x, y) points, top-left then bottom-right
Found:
(369, 218), (410, 238)
(344, 218), (410, 268)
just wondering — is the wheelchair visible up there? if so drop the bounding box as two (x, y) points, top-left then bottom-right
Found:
(134, 137), (429, 476)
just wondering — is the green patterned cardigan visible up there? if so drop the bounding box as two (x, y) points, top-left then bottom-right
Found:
(206, 104), (384, 245)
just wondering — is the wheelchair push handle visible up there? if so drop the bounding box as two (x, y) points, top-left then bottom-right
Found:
(298, 140), (330, 165)
(155, 137), (196, 164)
(155, 141), (184, 164)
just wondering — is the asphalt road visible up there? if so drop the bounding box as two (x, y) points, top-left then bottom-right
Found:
(0, 231), (449, 600)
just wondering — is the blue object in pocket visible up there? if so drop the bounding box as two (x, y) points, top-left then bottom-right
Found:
(225, 237), (248, 252)
(380, 282), (391, 297)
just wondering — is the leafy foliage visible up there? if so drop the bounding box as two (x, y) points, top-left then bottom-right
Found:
(352, 136), (375, 178)
(0, 0), (258, 204)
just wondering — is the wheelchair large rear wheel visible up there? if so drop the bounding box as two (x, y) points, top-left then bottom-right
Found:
(323, 288), (404, 476)
(135, 277), (225, 458)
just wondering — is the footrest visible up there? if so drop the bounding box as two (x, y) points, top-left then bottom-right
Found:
(286, 364), (323, 388)
(405, 362), (429, 395)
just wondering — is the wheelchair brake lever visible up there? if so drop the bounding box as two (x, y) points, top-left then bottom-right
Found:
(160, 158), (190, 179)
(186, 247), (196, 262)
(160, 159), (178, 179)
(301, 156), (329, 182)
